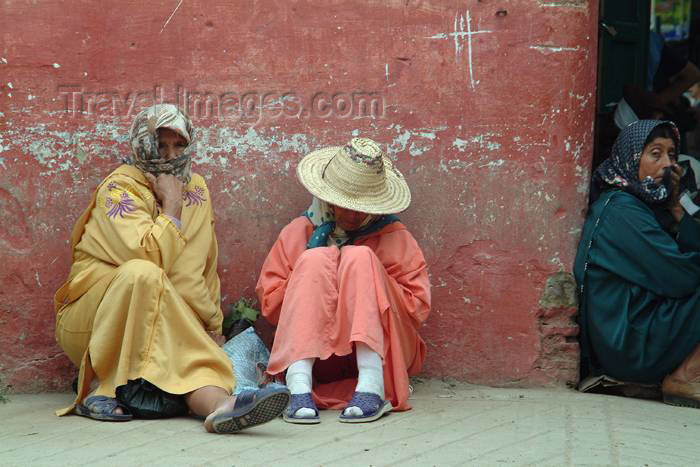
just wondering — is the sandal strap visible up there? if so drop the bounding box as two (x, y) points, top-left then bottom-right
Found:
(344, 392), (384, 416)
(233, 386), (281, 411)
(288, 393), (318, 415)
(233, 389), (256, 409)
(85, 395), (130, 415)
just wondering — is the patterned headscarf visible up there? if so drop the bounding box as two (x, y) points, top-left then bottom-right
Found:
(127, 104), (194, 183)
(303, 197), (398, 248)
(594, 119), (680, 204)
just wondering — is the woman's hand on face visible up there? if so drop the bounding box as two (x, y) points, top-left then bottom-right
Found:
(669, 164), (682, 198)
(145, 173), (184, 219)
(668, 164), (685, 222)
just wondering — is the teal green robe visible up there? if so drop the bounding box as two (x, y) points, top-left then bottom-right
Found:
(574, 190), (700, 383)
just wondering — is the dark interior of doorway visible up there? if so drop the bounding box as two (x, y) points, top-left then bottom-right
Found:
(593, 0), (700, 195)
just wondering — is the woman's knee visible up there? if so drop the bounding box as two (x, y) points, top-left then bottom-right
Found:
(114, 259), (163, 286)
(339, 245), (376, 268)
(294, 246), (339, 269)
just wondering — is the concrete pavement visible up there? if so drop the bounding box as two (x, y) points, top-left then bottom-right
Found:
(1, 379), (698, 466)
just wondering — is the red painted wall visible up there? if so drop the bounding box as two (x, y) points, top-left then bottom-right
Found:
(0, 0), (597, 392)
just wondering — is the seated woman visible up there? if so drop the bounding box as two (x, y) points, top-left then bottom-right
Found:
(54, 104), (289, 432)
(575, 119), (700, 407)
(256, 138), (431, 423)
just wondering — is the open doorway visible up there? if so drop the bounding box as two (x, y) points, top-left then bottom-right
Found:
(593, 0), (700, 199)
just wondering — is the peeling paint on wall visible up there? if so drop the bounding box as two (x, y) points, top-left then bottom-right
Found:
(0, 0), (598, 391)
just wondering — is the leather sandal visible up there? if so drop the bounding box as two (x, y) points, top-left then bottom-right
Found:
(206, 386), (291, 433)
(75, 395), (133, 422)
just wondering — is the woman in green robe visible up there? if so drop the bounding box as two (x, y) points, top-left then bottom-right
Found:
(574, 119), (700, 408)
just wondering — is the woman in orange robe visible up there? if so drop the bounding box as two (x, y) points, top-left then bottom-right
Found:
(256, 138), (431, 423)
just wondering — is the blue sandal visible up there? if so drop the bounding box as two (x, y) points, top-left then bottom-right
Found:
(208, 386), (291, 433)
(75, 395), (133, 422)
(338, 392), (392, 423)
(283, 393), (320, 424)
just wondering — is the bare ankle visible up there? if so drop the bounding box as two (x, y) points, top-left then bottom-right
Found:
(186, 386), (233, 417)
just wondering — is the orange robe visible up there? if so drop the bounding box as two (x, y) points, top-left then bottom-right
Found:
(256, 216), (431, 411)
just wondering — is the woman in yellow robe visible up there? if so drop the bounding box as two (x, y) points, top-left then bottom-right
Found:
(54, 104), (289, 433)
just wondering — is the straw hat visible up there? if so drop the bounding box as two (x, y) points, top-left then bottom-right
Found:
(296, 137), (411, 214)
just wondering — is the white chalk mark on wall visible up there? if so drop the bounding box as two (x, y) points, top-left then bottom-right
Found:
(529, 45), (580, 53)
(454, 14), (464, 56)
(538, 1), (587, 10)
(426, 10), (493, 89)
(161, 0), (185, 33)
(465, 10), (477, 89)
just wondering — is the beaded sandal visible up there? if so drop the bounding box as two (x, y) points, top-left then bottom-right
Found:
(338, 391), (392, 423)
(283, 392), (321, 424)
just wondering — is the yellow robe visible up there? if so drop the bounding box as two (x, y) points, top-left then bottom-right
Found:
(54, 165), (234, 415)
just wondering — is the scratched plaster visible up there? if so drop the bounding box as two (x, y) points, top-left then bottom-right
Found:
(0, 0), (597, 390)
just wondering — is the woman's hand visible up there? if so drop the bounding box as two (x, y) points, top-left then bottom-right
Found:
(667, 164), (684, 222)
(145, 173), (184, 220)
(207, 331), (226, 347)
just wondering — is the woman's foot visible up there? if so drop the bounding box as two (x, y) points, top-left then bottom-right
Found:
(283, 393), (320, 424)
(75, 395), (132, 421)
(339, 392), (392, 423)
(204, 386), (291, 433)
(662, 343), (700, 408)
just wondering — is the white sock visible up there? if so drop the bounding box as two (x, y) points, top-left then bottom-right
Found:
(344, 343), (384, 416)
(286, 358), (316, 418)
